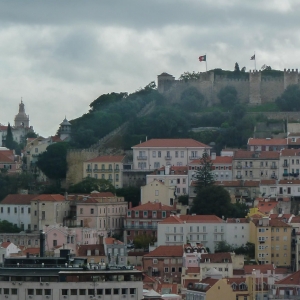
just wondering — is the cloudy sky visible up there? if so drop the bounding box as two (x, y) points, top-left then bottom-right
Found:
(0, 0), (299, 136)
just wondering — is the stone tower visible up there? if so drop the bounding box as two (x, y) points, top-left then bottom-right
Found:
(14, 100), (30, 127)
(59, 117), (72, 141)
(284, 68), (299, 89)
(249, 70), (262, 105)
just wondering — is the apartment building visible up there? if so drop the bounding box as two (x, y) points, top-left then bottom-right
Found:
(279, 149), (300, 180)
(83, 155), (125, 188)
(0, 194), (38, 230)
(247, 138), (287, 151)
(259, 179), (277, 198)
(0, 148), (21, 174)
(104, 237), (127, 266)
(146, 165), (189, 196)
(157, 215), (226, 253)
(132, 139), (210, 170)
(249, 216), (292, 267)
(233, 150), (280, 180)
(225, 218), (249, 247)
(124, 202), (176, 244)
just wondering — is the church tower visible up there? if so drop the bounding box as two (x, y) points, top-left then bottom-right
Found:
(14, 100), (30, 127)
(59, 117), (72, 141)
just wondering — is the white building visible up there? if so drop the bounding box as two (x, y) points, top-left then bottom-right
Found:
(259, 179), (278, 198)
(224, 218), (249, 248)
(278, 179), (300, 198)
(146, 165), (189, 196)
(0, 242), (20, 258)
(279, 149), (300, 181)
(132, 139), (210, 171)
(0, 194), (38, 231)
(157, 215), (226, 253)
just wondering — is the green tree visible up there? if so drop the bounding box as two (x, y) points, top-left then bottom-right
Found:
(195, 152), (215, 190)
(5, 123), (14, 149)
(180, 87), (205, 111)
(177, 195), (189, 206)
(68, 177), (116, 194)
(116, 186), (140, 207)
(218, 86), (238, 108)
(26, 131), (38, 139)
(215, 241), (233, 253)
(133, 234), (156, 249)
(0, 220), (21, 233)
(191, 185), (232, 218)
(276, 85), (300, 111)
(234, 62), (240, 72)
(36, 142), (69, 180)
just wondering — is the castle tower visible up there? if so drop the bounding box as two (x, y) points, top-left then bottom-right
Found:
(59, 117), (72, 141)
(157, 72), (175, 93)
(249, 70), (262, 105)
(14, 99), (30, 127)
(284, 68), (299, 89)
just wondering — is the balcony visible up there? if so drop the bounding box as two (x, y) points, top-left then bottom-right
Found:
(124, 225), (158, 230)
(93, 169), (115, 173)
(189, 156), (200, 160)
(283, 163), (289, 167)
(236, 175), (242, 179)
(137, 156), (147, 160)
(152, 271), (160, 276)
(86, 169), (92, 173)
(270, 165), (277, 169)
(236, 165), (242, 169)
(283, 173), (289, 177)
(165, 156), (172, 160)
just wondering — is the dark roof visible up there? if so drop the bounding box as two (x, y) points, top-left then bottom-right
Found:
(77, 244), (105, 256)
(200, 252), (232, 263)
(1, 194), (39, 205)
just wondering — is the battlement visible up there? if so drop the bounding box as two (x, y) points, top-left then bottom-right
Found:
(284, 68), (298, 74)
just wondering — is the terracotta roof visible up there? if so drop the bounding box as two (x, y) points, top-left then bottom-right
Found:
(290, 216), (300, 223)
(159, 215), (223, 224)
(287, 133), (300, 137)
(248, 138), (287, 146)
(86, 155), (125, 163)
(245, 264), (289, 275)
(234, 150), (280, 159)
(68, 192), (117, 203)
(188, 277), (218, 292)
(200, 252), (232, 263)
(269, 214), (294, 220)
(183, 279), (201, 288)
(252, 219), (291, 227)
(258, 201), (278, 214)
(275, 270), (300, 285)
(144, 245), (183, 257)
(23, 248), (40, 255)
(1, 194), (39, 205)
(133, 139), (210, 148)
(152, 166), (188, 175)
(278, 179), (300, 185)
(77, 244), (105, 256)
(1, 242), (11, 248)
(280, 149), (300, 156)
(105, 238), (123, 245)
(260, 180), (277, 185)
(131, 202), (175, 211)
(233, 269), (245, 276)
(31, 194), (65, 202)
(226, 218), (248, 223)
(186, 267), (200, 274)
(0, 152), (14, 163)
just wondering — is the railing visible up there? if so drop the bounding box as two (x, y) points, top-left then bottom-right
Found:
(283, 163), (289, 167)
(236, 175), (242, 179)
(137, 156), (147, 160)
(283, 173), (289, 177)
(236, 165), (242, 169)
(93, 169), (117, 173)
(152, 271), (160, 276)
(165, 156), (172, 160)
(270, 165), (277, 169)
(86, 169), (92, 172)
(124, 225), (157, 230)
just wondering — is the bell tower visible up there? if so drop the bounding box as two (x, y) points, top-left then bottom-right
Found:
(14, 99), (30, 127)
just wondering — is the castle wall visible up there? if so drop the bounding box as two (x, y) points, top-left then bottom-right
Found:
(261, 78), (284, 103)
(284, 69), (299, 89)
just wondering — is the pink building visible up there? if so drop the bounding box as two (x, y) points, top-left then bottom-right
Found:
(0, 149), (21, 173)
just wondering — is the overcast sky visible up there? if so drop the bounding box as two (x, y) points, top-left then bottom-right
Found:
(1, 0), (300, 137)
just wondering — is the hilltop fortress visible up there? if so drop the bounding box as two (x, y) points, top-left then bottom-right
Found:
(157, 68), (300, 105)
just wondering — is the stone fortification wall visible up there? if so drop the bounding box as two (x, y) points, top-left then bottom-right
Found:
(158, 68), (299, 106)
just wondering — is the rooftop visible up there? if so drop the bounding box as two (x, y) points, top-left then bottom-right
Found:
(144, 245), (183, 257)
(130, 202), (175, 211)
(1, 194), (39, 205)
(234, 150), (280, 159)
(159, 215), (223, 224)
(200, 252), (232, 263)
(248, 138), (287, 146)
(133, 139), (210, 148)
(31, 194), (66, 202)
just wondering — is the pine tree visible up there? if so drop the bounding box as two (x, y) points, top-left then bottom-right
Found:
(195, 151), (215, 190)
(5, 123), (14, 149)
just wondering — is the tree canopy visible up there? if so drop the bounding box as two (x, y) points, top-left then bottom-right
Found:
(36, 142), (69, 180)
(133, 234), (156, 249)
(194, 151), (215, 190)
(218, 86), (239, 108)
(68, 177), (116, 194)
(0, 220), (22, 233)
(276, 85), (300, 111)
(180, 87), (205, 111)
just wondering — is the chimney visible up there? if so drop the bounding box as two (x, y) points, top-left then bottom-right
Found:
(129, 202), (132, 209)
(39, 231), (45, 257)
(211, 152), (216, 160)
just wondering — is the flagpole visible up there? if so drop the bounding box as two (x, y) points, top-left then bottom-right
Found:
(205, 54), (207, 72)
(254, 51), (256, 71)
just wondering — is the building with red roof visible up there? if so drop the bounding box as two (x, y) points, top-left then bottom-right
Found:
(132, 138), (210, 172)
(247, 138), (287, 151)
(279, 149), (300, 181)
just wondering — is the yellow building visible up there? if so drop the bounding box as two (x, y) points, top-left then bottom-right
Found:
(83, 155), (125, 188)
(140, 179), (176, 206)
(250, 216), (292, 267)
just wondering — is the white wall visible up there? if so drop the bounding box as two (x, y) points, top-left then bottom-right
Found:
(0, 204), (31, 230)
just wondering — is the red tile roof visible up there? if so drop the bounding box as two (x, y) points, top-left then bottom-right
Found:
(144, 245), (183, 257)
(186, 267), (200, 274)
(275, 270), (300, 285)
(248, 138), (287, 146)
(278, 179), (300, 185)
(1, 242), (11, 248)
(260, 180), (277, 185)
(159, 215), (223, 224)
(269, 214), (293, 220)
(244, 264), (288, 275)
(31, 194), (65, 202)
(152, 166), (188, 175)
(86, 155), (125, 163)
(188, 277), (218, 292)
(190, 156), (232, 165)
(280, 149), (300, 156)
(234, 150), (280, 159)
(105, 238), (123, 245)
(23, 248), (40, 255)
(77, 244), (105, 256)
(131, 202), (175, 211)
(200, 252), (232, 263)
(1, 194), (39, 205)
(133, 139), (210, 148)
(252, 219), (292, 228)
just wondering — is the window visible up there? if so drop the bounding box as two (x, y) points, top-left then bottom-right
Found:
(143, 211), (148, 217)
(0, 207), (2, 213)
(105, 289), (112, 295)
(71, 289), (77, 295)
(116, 174), (119, 182)
(53, 240), (57, 247)
(181, 151), (184, 158)
(62, 289), (68, 296)
(153, 211), (157, 218)
(175, 151), (178, 158)
(152, 151), (156, 158)
(21, 207), (24, 213)
(155, 190), (159, 196)
(164, 267), (169, 273)
(80, 208), (83, 214)
(27, 289), (34, 295)
(130, 289), (136, 295)
(42, 211), (45, 220)
(153, 259), (158, 264)
(7, 207), (10, 214)
(158, 151), (161, 158)
(102, 174), (105, 179)
(91, 208), (94, 214)
(45, 289), (51, 295)
(109, 164), (112, 170)
(171, 267), (176, 272)
(14, 207), (17, 213)
(177, 187), (180, 193)
(162, 211), (166, 218)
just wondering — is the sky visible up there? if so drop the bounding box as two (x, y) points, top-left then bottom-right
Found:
(1, 0), (300, 137)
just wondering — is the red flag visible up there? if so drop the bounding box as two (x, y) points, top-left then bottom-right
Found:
(199, 55), (206, 62)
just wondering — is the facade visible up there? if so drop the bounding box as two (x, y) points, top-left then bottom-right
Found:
(146, 166), (189, 196)
(279, 149), (300, 181)
(0, 253), (143, 300)
(105, 237), (127, 266)
(225, 218), (249, 248)
(83, 155), (125, 188)
(233, 150), (280, 181)
(247, 138), (287, 151)
(157, 215), (226, 253)
(143, 245), (183, 284)
(66, 192), (127, 235)
(30, 194), (69, 231)
(0, 242), (20, 258)
(259, 179), (278, 198)
(124, 202), (176, 244)
(0, 148), (21, 174)
(141, 179), (176, 206)
(0, 194), (38, 230)
(77, 244), (106, 263)
(132, 139), (210, 171)
(249, 216), (292, 267)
